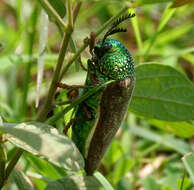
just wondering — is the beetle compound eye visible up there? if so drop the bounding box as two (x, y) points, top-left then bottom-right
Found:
(94, 44), (112, 58)
(103, 43), (112, 51)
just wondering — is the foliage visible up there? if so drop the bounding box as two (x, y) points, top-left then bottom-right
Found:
(0, 0), (194, 189)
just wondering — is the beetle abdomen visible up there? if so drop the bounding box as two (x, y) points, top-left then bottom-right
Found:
(85, 77), (135, 175)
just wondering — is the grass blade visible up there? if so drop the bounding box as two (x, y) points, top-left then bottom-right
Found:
(36, 10), (49, 108)
(94, 172), (114, 190)
(182, 153), (194, 185)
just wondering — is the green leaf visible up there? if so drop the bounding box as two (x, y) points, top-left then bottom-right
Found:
(156, 23), (192, 45)
(160, 159), (182, 189)
(94, 172), (114, 190)
(177, 177), (193, 190)
(10, 169), (34, 190)
(26, 171), (53, 183)
(136, 0), (174, 6)
(130, 125), (191, 155)
(45, 174), (102, 190)
(0, 122), (84, 171)
(0, 116), (3, 126)
(116, 177), (131, 190)
(148, 120), (194, 138)
(48, 0), (66, 18)
(171, 0), (194, 7)
(130, 64), (194, 121)
(24, 153), (62, 180)
(0, 54), (58, 72)
(111, 157), (134, 183)
(37, 0), (66, 18)
(130, 9), (143, 52)
(141, 176), (159, 190)
(104, 140), (123, 167)
(157, 7), (176, 32)
(144, 7), (176, 57)
(182, 153), (194, 185)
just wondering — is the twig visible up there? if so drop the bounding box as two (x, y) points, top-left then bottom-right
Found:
(73, 2), (82, 24)
(4, 149), (23, 182)
(37, 0), (73, 122)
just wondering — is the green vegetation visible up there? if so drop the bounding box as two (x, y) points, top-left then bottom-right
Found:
(0, 0), (194, 189)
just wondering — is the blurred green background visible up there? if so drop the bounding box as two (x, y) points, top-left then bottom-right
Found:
(0, 0), (194, 189)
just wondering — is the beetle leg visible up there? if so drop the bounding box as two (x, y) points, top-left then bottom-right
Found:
(87, 59), (99, 85)
(67, 89), (79, 101)
(63, 118), (77, 134)
(56, 82), (93, 102)
(57, 82), (93, 90)
(63, 106), (92, 134)
(89, 32), (96, 56)
(78, 57), (88, 71)
(83, 105), (93, 121)
(56, 100), (72, 106)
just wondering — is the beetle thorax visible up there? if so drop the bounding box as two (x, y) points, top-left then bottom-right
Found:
(93, 39), (135, 81)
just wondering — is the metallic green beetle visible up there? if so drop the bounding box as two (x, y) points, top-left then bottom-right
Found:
(72, 13), (136, 175)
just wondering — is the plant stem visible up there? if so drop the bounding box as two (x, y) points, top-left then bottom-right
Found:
(0, 143), (7, 189)
(73, 2), (82, 24)
(144, 7), (176, 60)
(130, 132), (140, 190)
(131, 156), (141, 189)
(59, 43), (88, 80)
(60, 5), (129, 79)
(37, 0), (73, 122)
(180, 169), (186, 190)
(37, 31), (73, 121)
(4, 149), (23, 184)
(21, 6), (39, 118)
(39, 0), (67, 30)
(46, 80), (114, 125)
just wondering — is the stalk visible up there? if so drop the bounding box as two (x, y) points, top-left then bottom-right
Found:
(21, 6), (39, 118)
(37, 0), (73, 121)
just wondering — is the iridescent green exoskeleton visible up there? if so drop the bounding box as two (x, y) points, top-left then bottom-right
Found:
(72, 13), (136, 175)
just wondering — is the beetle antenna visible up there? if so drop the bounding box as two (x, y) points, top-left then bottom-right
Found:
(103, 28), (127, 42)
(102, 13), (135, 44)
